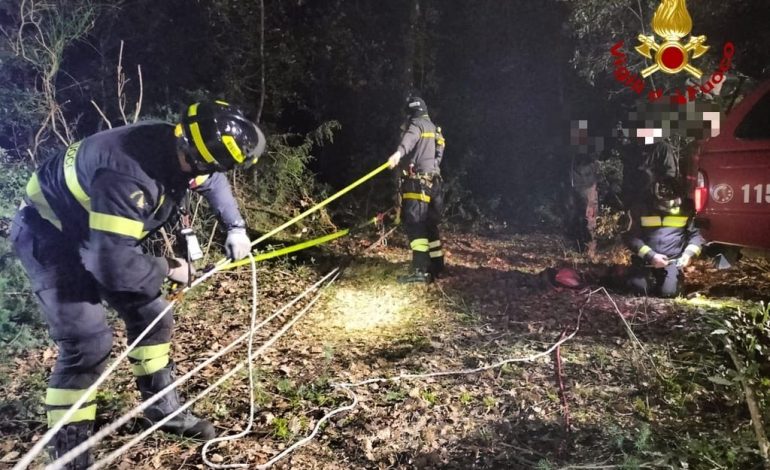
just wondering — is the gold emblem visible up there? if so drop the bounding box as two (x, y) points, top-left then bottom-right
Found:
(635, 0), (709, 78)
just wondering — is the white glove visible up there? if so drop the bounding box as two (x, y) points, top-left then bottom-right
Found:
(650, 253), (670, 268)
(388, 150), (402, 169)
(676, 254), (692, 268)
(166, 257), (194, 285)
(225, 227), (251, 260)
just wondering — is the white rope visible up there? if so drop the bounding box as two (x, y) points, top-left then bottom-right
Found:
(12, 299), (177, 470)
(230, 288), (596, 469)
(200, 253), (258, 469)
(88, 269), (340, 469)
(46, 268), (339, 470)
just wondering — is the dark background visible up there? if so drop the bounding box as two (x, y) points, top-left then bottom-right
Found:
(1, 0), (769, 225)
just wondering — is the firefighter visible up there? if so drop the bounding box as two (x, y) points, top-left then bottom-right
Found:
(566, 120), (599, 258)
(387, 95), (446, 283)
(10, 100), (265, 468)
(623, 177), (704, 297)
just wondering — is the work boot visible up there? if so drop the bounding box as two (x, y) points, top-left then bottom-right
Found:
(397, 269), (433, 284)
(136, 365), (216, 440)
(47, 421), (94, 469)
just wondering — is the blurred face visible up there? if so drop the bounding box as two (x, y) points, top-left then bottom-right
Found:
(636, 127), (663, 145)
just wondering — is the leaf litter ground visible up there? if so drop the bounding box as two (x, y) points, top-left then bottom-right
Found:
(2, 229), (770, 469)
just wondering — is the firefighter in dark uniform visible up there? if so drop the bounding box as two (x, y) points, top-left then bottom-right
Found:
(10, 100), (265, 467)
(566, 120), (599, 258)
(388, 96), (446, 283)
(623, 177), (704, 297)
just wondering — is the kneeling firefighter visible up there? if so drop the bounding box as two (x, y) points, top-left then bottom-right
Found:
(623, 177), (704, 297)
(388, 95), (446, 283)
(10, 100), (265, 468)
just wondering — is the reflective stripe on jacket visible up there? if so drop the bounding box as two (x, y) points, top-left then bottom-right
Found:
(24, 121), (243, 297)
(397, 116), (441, 175)
(623, 202), (704, 261)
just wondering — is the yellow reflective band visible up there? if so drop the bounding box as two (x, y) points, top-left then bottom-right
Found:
(174, 123), (183, 137)
(685, 244), (702, 256)
(638, 245), (652, 257)
(194, 175), (210, 186)
(188, 103), (199, 117)
(437, 137), (446, 146)
(429, 250), (444, 258)
(215, 100), (230, 106)
(63, 142), (90, 211)
(189, 122), (216, 163)
(45, 388), (97, 406)
(410, 238), (429, 252)
(222, 135), (245, 163)
(151, 194), (166, 216)
(47, 404), (96, 427)
(420, 132), (436, 138)
(131, 355), (169, 376)
(128, 342), (170, 361)
(428, 240), (441, 249)
(662, 216), (688, 228)
(640, 216), (662, 227)
(90, 212), (144, 239)
(403, 192), (431, 203)
(25, 173), (62, 230)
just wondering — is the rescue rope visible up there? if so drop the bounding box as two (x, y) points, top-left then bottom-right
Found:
(200, 252), (258, 470)
(46, 268), (339, 470)
(187, 162), (390, 291)
(201, 288), (595, 470)
(89, 271), (341, 470)
(218, 209), (394, 272)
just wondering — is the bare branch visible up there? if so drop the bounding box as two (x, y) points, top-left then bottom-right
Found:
(256, 0), (266, 123)
(117, 40), (128, 125)
(132, 64), (143, 123)
(91, 100), (113, 129)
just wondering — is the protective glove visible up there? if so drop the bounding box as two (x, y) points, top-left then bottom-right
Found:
(166, 257), (194, 285)
(387, 150), (402, 169)
(225, 227), (251, 260)
(650, 253), (670, 269)
(676, 254), (692, 268)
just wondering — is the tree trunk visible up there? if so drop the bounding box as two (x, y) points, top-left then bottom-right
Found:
(256, 0), (266, 123)
(403, 0), (420, 90)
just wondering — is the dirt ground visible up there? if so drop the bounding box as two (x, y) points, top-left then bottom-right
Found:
(2, 228), (770, 469)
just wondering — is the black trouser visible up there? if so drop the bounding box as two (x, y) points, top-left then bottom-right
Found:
(10, 206), (173, 427)
(401, 175), (444, 275)
(626, 256), (683, 298)
(566, 183), (598, 252)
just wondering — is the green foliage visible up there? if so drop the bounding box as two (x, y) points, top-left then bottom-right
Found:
(230, 122), (339, 238)
(0, 162), (43, 347)
(707, 302), (770, 399)
(271, 416), (291, 440)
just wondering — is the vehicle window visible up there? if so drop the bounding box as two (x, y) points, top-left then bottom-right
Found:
(735, 91), (770, 140)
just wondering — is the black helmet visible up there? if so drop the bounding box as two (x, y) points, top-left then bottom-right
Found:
(177, 100), (266, 174)
(653, 177), (683, 213)
(404, 96), (428, 117)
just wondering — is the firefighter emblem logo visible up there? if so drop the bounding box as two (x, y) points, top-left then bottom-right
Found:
(711, 183), (733, 204)
(635, 0), (709, 79)
(130, 190), (147, 209)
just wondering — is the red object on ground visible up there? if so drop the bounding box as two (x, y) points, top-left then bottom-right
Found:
(554, 268), (583, 288)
